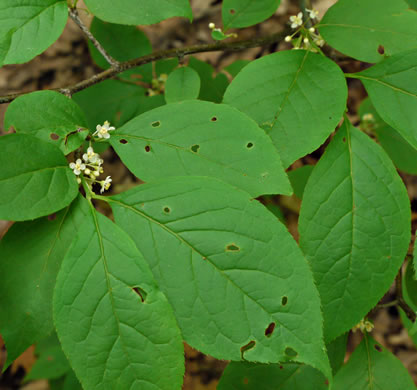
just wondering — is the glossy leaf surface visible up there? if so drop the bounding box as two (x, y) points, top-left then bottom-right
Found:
(222, 0), (281, 29)
(111, 177), (331, 379)
(299, 120), (410, 341)
(165, 67), (201, 103)
(353, 49), (417, 151)
(54, 207), (184, 390)
(0, 0), (68, 65)
(319, 0), (417, 63)
(0, 134), (79, 221)
(83, 0), (192, 26)
(223, 50), (347, 167)
(333, 335), (415, 389)
(110, 100), (292, 197)
(4, 91), (89, 154)
(0, 196), (87, 365)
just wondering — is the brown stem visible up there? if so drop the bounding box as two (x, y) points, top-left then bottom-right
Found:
(0, 31), (286, 104)
(68, 7), (120, 69)
(396, 268), (417, 322)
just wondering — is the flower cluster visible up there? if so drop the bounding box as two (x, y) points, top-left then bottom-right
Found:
(352, 319), (374, 333)
(148, 74), (168, 96)
(285, 9), (325, 52)
(93, 120), (115, 139)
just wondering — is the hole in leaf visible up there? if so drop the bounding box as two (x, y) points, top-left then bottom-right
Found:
(374, 344), (382, 352)
(211, 116), (217, 122)
(281, 296), (288, 306)
(163, 206), (171, 214)
(132, 287), (147, 302)
(246, 142), (254, 149)
(226, 244), (240, 252)
(264, 322), (276, 337)
(145, 145), (151, 152)
(284, 347), (298, 358)
(191, 144), (200, 153)
(152, 121), (160, 127)
(240, 340), (256, 359)
(50, 133), (59, 140)
(377, 45), (385, 55)
(279, 365), (284, 370)
(230, 8), (236, 14)
(119, 139), (128, 144)
(47, 213), (57, 221)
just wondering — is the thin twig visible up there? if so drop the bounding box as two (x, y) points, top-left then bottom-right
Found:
(396, 268), (417, 322)
(68, 7), (121, 69)
(0, 31), (286, 104)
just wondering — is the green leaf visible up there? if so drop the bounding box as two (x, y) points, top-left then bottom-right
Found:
(224, 60), (250, 78)
(53, 206), (184, 390)
(333, 334), (415, 389)
(25, 333), (70, 381)
(406, 0), (417, 10)
(73, 79), (146, 129)
(88, 18), (153, 82)
(50, 371), (82, 390)
(288, 165), (314, 200)
(404, 260), (417, 308)
(0, 134), (79, 221)
(0, 196), (87, 366)
(4, 91), (89, 155)
(0, 0), (68, 65)
(352, 49), (417, 152)
(299, 120), (411, 342)
(165, 67), (201, 103)
(319, 0), (417, 63)
(327, 333), (348, 375)
(218, 362), (327, 390)
(189, 57), (229, 103)
(110, 176), (331, 380)
(222, 0), (281, 29)
(83, 0), (192, 26)
(223, 50), (347, 167)
(359, 98), (417, 175)
(110, 100), (292, 197)
(400, 263), (417, 346)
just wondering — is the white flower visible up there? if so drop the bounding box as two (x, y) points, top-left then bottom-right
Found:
(289, 12), (303, 29)
(208, 22), (215, 29)
(314, 35), (325, 47)
(83, 146), (99, 163)
(285, 35), (292, 42)
(93, 120), (115, 139)
(362, 113), (375, 122)
(69, 159), (86, 175)
(309, 27), (316, 33)
(306, 8), (319, 19)
(100, 176), (112, 193)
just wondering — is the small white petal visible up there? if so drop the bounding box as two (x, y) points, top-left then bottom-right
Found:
(69, 162), (76, 169)
(76, 159), (82, 165)
(74, 169), (81, 175)
(104, 133), (111, 139)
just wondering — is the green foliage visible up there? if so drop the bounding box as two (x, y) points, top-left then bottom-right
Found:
(4, 91), (89, 154)
(83, 0), (192, 26)
(222, 0), (281, 29)
(0, 0), (68, 65)
(223, 50), (347, 167)
(165, 67), (201, 103)
(287, 165), (314, 200)
(319, 0), (417, 63)
(0, 134), (79, 221)
(299, 120), (410, 342)
(110, 177), (331, 378)
(333, 335), (416, 389)
(53, 205), (184, 390)
(110, 100), (291, 197)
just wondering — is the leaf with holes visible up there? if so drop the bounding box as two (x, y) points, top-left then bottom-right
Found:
(109, 176), (331, 380)
(88, 18), (153, 82)
(223, 50), (347, 167)
(222, 0), (281, 30)
(0, 134), (79, 221)
(0, 196), (87, 366)
(165, 67), (201, 103)
(359, 98), (417, 175)
(110, 100), (292, 197)
(0, 0), (68, 65)
(319, 0), (417, 63)
(218, 362), (327, 390)
(53, 206), (184, 390)
(333, 335), (415, 389)
(83, 0), (192, 26)
(299, 119), (410, 342)
(4, 91), (89, 155)
(351, 49), (417, 152)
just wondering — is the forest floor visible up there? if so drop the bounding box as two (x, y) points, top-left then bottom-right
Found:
(1, 0), (417, 389)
